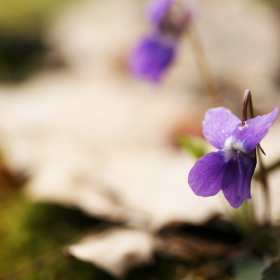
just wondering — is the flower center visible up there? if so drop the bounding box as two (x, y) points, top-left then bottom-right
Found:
(223, 136), (245, 161)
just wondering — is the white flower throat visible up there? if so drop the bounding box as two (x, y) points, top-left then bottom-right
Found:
(223, 122), (249, 161)
(224, 136), (245, 161)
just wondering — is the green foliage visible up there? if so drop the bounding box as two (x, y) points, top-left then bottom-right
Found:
(0, 0), (79, 82)
(177, 136), (206, 159)
(261, 259), (280, 280)
(233, 229), (280, 280)
(0, 0), (78, 35)
(229, 200), (257, 236)
(0, 190), (102, 279)
(2, 190), (280, 279)
(234, 255), (266, 280)
(0, 191), (193, 280)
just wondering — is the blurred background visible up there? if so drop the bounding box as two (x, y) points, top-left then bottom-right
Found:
(1, 0), (280, 279)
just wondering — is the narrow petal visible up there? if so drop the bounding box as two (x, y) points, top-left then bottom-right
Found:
(203, 107), (241, 150)
(222, 152), (256, 208)
(188, 151), (225, 196)
(129, 34), (176, 82)
(232, 107), (278, 153)
(146, 0), (172, 25)
(221, 157), (241, 208)
(237, 151), (256, 199)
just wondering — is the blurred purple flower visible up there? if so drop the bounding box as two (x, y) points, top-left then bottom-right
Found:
(129, 34), (176, 82)
(129, 0), (195, 82)
(188, 106), (278, 208)
(147, 0), (172, 25)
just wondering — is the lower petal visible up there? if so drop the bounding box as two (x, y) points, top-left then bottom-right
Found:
(222, 151), (256, 208)
(188, 151), (225, 196)
(237, 151), (256, 199)
(222, 158), (242, 208)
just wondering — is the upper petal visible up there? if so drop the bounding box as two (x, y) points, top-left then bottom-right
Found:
(129, 34), (176, 82)
(232, 107), (278, 153)
(188, 151), (225, 196)
(222, 151), (256, 208)
(203, 107), (241, 149)
(146, 0), (172, 25)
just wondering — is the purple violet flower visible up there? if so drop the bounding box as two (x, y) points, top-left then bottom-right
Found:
(129, 33), (176, 82)
(129, 0), (194, 82)
(147, 0), (172, 25)
(188, 106), (278, 208)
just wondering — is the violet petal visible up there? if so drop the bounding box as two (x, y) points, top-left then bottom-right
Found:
(146, 0), (172, 25)
(237, 151), (256, 199)
(221, 157), (241, 208)
(232, 107), (278, 153)
(188, 151), (225, 196)
(129, 34), (176, 82)
(222, 152), (256, 208)
(203, 107), (241, 150)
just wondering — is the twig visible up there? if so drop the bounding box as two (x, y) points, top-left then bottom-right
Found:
(189, 23), (220, 107)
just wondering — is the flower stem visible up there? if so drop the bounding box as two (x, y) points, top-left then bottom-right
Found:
(241, 89), (253, 126)
(242, 89), (270, 225)
(256, 148), (271, 225)
(258, 158), (280, 174)
(189, 23), (220, 107)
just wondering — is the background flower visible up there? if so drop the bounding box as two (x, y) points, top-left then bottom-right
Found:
(129, 34), (176, 82)
(129, 0), (194, 82)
